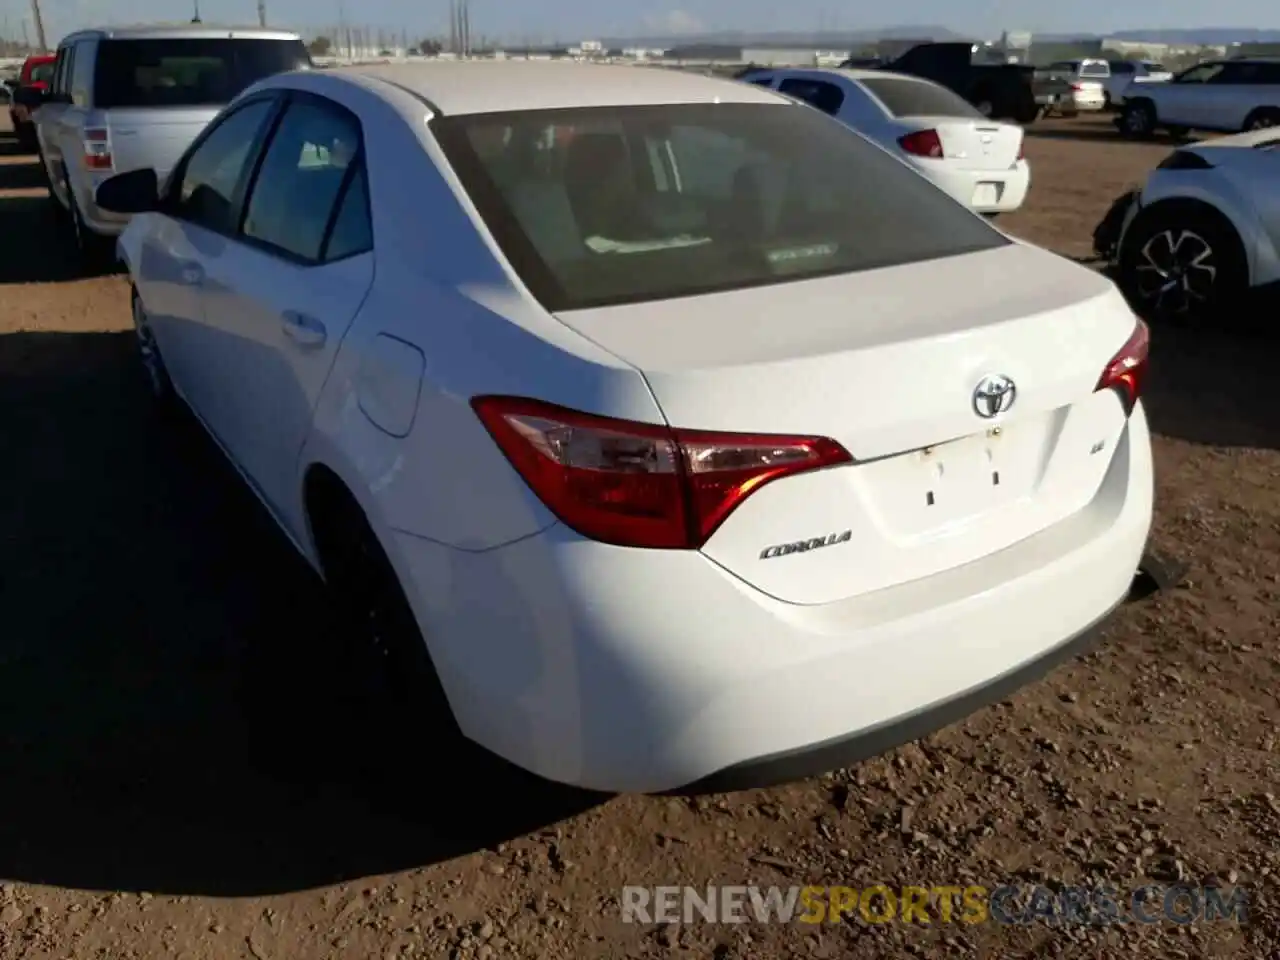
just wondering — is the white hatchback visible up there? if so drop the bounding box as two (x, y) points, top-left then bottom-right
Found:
(99, 62), (1154, 793)
(742, 66), (1030, 215)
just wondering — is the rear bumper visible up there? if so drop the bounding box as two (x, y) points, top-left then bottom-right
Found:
(1067, 92), (1106, 111)
(390, 402), (1154, 793)
(920, 160), (1030, 214)
(683, 594), (1123, 793)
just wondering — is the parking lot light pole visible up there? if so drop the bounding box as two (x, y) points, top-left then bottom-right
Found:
(29, 0), (47, 51)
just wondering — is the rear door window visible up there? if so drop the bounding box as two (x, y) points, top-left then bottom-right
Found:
(776, 78), (845, 115)
(92, 37), (311, 108)
(240, 98), (364, 263)
(858, 77), (982, 118)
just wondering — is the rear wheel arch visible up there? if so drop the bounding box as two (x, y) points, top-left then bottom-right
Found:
(300, 460), (459, 732)
(1128, 197), (1247, 265)
(1242, 106), (1280, 131)
(302, 462), (361, 572)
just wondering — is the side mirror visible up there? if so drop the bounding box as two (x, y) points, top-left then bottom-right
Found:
(95, 168), (160, 214)
(12, 85), (47, 108)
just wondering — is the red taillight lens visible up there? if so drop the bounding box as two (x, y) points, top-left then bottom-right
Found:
(1016, 139), (1025, 160)
(1095, 319), (1150, 415)
(898, 129), (945, 159)
(83, 127), (113, 171)
(471, 397), (853, 549)
(1070, 82), (1083, 91)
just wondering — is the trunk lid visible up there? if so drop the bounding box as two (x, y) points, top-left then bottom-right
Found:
(97, 107), (221, 179)
(553, 242), (1140, 605)
(894, 116), (1023, 171)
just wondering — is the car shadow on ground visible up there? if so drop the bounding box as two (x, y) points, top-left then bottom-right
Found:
(0, 330), (605, 897)
(0, 192), (125, 284)
(1142, 320), (1280, 451)
(0, 156), (44, 191)
(1026, 124), (1191, 147)
(0, 133), (31, 158)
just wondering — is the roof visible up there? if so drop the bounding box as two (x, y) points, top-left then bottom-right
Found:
(60, 24), (301, 43)
(332, 61), (783, 115)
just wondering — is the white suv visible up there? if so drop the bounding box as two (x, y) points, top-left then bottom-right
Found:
(1119, 58), (1280, 138)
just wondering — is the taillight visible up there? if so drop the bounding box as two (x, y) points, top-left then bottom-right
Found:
(83, 127), (113, 171)
(898, 129), (944, 159)
(471, 397), (853, 549)
(1016, 139), (1025, 161)
(1095, 319), (1150, 415)
(1070, 82), (1083, 92)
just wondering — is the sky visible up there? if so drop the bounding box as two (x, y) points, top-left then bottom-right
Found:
(1, 0), (1276, 47)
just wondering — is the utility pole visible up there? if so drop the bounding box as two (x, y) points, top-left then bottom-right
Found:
(191, 0), (202, 23)
(257, 0), (267, 27)
(28, 0), (46, 51)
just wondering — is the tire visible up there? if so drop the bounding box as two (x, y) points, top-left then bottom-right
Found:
(1121, 99), (1156, 139)
(308, 482), (460, 735)
(63, 170), (112, 270)
(130, 286), (178, 408)
(1117, 201), (1248, 324)
(1243, 107), (1280, 132)
(1103, 91), (1113, 111)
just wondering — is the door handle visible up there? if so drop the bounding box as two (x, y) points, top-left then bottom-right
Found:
(281, 310), (327, 347)
(178, 261), (204, 285)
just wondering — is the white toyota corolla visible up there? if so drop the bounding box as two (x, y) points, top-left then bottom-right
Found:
(98, 61), (1154, 793)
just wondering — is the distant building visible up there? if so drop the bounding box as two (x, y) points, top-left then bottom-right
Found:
(741, 47), (850, 66)
(1099, 38), (1170, 58)
(663, 43), (742, 61)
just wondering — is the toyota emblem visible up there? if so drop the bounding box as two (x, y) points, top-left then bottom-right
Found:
(973, 374), (1016, 419)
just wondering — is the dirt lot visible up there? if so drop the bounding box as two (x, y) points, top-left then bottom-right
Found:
(1, 113), (1277, 960)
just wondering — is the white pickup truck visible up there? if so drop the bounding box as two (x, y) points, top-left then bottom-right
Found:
(1119, 57), (1280, 137)
(1104, 59), (1172, 108)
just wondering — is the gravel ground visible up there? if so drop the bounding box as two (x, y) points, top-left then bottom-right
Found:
(1, 112), (1277, 960)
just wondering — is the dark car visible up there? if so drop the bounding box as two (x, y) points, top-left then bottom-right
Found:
(860, 42), (1071, 123)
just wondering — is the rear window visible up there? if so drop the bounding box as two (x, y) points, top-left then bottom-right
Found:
(1079, 62), (1110, 78)
(433, 102), (1007, 311)
(858, 77), (982, 118)
(92, 37), (310, 108)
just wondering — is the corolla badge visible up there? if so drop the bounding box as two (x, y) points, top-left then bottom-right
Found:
(759, 530), (852, 560)
(972, 374), (1016, 419)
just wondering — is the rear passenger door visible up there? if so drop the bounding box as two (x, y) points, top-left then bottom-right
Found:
(1194, 61), (1264, 130)
(197, 92), (374, 524)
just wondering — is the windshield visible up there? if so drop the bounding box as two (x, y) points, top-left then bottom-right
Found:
(859, 77), (983, 118)
(433, 102), (1007, 311)
(93, 37), (310, 108)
